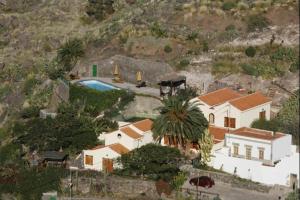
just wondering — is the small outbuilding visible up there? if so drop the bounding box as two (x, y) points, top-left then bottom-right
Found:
(40, 151), (68, 168)
(158, 74), (186, 96)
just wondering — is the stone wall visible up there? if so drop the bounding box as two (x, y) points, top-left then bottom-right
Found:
(181, 165), (271, 193)
(61, 173), (160, 200)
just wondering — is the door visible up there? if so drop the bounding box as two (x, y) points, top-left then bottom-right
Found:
(92, 64), (97, 77)
(102, 158), (113, 173)
(259, 111), (266, 120)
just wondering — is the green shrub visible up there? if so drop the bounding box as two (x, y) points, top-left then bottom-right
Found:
(285, 190), (299, 200)
(222, 1), (236, 10)
(117, 144), (183, 181)
(176, 59), (190, 70)
(212, 59), (240, 75)
(86, 0), (114, 21)
(45, 60), (65, 80)
(20, 106), (41, 119)
(245, 46), (256, 57)
(270, 47), (296, 62)
(225, 24), (236, 31)
(57, 38), (85, 71)
(251, 119), (279, 132)
(150, 22), (168, 38)
(186, 31), (198, 41)
(241, 63), (258, 76)
(164, 45), (173, 53)
(246, 15), (269, 32)
(70, 84), (134, 116)
(23, 76), (40, 95)
(289, 58), (299, 72)
(202, 41), (209, 52)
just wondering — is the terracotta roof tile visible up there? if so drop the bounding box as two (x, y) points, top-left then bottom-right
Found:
(209, 126), (228, 142)
(229, 92), (271, 111)
(132, 119), (153, 132)
(198, 88), (241, 106)
(120, 127), (143, 139)
(229, 127), (285, 141)
(109, 143), (130, 155)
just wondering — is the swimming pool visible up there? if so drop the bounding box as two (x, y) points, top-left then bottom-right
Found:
(78, 80), (119, 91)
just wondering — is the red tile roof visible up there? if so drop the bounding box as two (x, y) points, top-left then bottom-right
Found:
(198, 88), (241, 106)
(209, 126), (228, 143)
(109, 143), (130, 155)
(229, 92), (271, 111)
(120, 127), (143, 139)
(90, 145), (105, 150)
(132, 119), (153, 132)
(229, 127), (285, 141)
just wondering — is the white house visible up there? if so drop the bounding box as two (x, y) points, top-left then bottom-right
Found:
(82, 119), (154, 172)
(191, 88), (272, 129)
(209, 127), (299, 187)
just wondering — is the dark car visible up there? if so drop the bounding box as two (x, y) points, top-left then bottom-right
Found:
(189, 176), (215, 188)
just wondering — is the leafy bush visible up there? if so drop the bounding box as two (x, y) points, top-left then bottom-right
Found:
(245, 46), (256, 57)
(86, 0), (114, 21)
(246, 15), (269, 32)
(285, 190), (300, 200)
(212, 59), (240, 75)
(70, 84), (134, 116)
(164, 45), (173, 53)
(117, 144), (183, 181)
(202, 41), (209, 52)
(57, 38), (85, 71)
(23, 76), (40, 95)
(289, 58), (299, 72)
(176, 86), (198, 101)
(225, 24), (236, 31)
(270, 47), (297, 63)
(251, 119), (279, 132)
(20, 106), (41, 119)
(186, 32), (198, 41)
(45, 60), (65, 80)
(240, 62), (284, 79)
(241, 63), (258, 76)
(176, 59), (190, 70)
(150, 22), (168, 38)
(222, 1), (236, 10)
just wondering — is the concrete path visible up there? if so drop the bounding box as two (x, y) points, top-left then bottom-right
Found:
(182, 180), (287, 200)
(72, 77), (161, 98)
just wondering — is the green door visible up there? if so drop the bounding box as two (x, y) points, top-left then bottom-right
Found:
(92, 64), (97, 77)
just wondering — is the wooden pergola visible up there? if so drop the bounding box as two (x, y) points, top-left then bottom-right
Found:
(158, 74), (186, 96)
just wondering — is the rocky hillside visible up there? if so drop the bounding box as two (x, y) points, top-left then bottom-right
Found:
(0, 0), (299, 126)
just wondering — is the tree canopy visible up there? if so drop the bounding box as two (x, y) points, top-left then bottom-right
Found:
(152, 97), (208, 146)
(117, 144), (183, 181)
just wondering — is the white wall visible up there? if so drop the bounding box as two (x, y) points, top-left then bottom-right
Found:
(225, 134), (272, 161)
(105, 130), (138, 150)
(240, 103), (271, 128)
(191, 98), (272, 129)
(83, 147), (120, 171)
(209, 149), (300, 187)
(272, 134), (292, 162)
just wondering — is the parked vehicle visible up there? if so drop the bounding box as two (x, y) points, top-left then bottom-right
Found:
(189, 176), (215, 188)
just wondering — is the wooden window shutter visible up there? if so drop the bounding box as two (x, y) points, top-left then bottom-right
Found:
(230, 118), (236, 128)
(85, 155), (93, 165)
(259, 111), (266, 120)
(224, 117), (229, 127)
(164, 135), (169, 145)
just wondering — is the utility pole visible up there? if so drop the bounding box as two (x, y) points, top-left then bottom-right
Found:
(69, 169), (72, 200)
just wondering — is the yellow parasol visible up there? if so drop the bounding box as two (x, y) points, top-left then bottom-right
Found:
(113, 65), (119, 76)
(136, 71), (142, 82)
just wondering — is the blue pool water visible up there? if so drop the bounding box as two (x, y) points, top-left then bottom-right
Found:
(79, 80), (118, 91)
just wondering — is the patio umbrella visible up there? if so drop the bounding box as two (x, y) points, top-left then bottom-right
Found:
(136, 71), (142, 82)
(113, 65), (119, 76)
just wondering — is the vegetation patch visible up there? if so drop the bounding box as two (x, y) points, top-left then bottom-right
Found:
(246, 14), (269, 32)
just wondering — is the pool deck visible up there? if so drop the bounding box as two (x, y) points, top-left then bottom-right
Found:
(71, 77), (161, 98)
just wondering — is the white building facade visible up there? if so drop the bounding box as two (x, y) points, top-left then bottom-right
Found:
(191, 88), (271, 129)
(82, 119), (154, 172)
(209, 127), (299, 187)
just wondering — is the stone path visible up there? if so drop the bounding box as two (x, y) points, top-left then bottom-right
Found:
(72, 77), (161, 98)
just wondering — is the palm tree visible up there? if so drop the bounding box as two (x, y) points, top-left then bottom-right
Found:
(152, 97), (208, 148)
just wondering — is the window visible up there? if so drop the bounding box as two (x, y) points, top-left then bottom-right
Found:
(85, 155), (93, 165)
(224, 117), (236, 128)
(233, 145), (239, 156)
(246, 147), (252, 160)
(259, 149), (264, 160)
(259, 110), (266, 120)
(209, 113), (215, 124)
